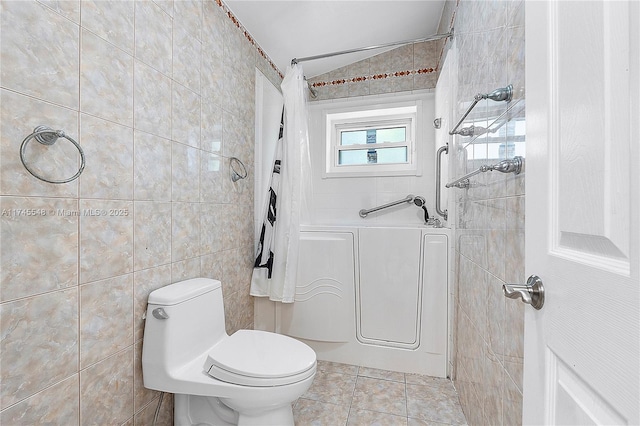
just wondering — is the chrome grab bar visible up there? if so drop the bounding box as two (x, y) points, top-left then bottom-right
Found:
(446, 156), (523, 189)
(449, 85), (513, 135)
(435, 144), (448, 220)
(359, 195), (414, 218)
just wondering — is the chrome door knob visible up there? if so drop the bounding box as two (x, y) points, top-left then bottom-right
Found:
(503, 275), (545, 310)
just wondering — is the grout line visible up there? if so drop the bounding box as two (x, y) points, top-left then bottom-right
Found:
(345, 365), (360, 425)
(404, 376), (409, 424)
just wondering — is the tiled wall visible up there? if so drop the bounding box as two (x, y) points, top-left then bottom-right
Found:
(308, 40), (441, 101)
(440, 0), (526, 425)
(0, 0), (274, 424)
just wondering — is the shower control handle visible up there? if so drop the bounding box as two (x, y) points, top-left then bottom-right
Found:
(503, 275), (544, 310)
(152, 307), (170, 320)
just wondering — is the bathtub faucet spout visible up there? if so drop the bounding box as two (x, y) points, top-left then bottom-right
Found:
(427, 218), (443, 228)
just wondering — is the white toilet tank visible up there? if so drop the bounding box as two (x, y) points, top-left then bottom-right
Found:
(142, 278), (228, 390)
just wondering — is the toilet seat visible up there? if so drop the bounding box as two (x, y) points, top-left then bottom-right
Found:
(203, 330), (316, 387)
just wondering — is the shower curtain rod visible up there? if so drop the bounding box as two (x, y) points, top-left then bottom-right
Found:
(291, 30), (453, 65)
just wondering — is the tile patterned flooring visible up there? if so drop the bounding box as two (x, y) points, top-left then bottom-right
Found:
(293, 361), (467, 426)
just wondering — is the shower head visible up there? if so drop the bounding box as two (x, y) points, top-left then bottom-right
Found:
(413, 196), (426, 207)
(413, 196), (430, 223)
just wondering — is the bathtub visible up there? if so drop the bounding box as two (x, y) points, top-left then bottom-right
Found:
(254, 225), (451, 377)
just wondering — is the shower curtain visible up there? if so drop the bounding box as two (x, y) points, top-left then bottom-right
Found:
(250, 64), (312, 302)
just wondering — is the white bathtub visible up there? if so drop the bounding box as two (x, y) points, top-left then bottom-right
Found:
(254, 225), (451, 377)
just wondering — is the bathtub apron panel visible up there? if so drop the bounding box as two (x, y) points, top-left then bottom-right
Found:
(357, 227), (423, 348)
(279, 231), (355, 343)
(273, 226), (450, 377)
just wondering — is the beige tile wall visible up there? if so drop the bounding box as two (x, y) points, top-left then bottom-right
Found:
(440, 0), (526, 425)
(0, 0), (277, 424)
(307, 39), (441, 101)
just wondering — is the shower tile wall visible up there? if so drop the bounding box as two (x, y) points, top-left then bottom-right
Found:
(440, 1), (526, 425)
(308, 40), (440, 101)
(0, 0), (273, 424)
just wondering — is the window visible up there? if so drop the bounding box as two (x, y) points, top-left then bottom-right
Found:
(324, 104), (421, 177)
(337, 123), (409, 165)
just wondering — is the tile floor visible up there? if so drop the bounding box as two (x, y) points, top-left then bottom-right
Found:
(293, 361), (467, 426)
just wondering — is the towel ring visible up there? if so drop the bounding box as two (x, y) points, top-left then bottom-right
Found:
(20, 125), (85, 184)
(229, 157), (248, 182)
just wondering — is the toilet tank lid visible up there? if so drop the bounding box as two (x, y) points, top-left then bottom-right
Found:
(148, 278), (221, 306)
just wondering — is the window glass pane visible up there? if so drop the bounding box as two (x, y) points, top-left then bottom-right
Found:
(340, 127), (406, 146)
(338, 149), (368, 165)
(340, 130), (367, 145)
(376, 127), (406, 143)
(377, 146), (408, 163)
(338, 147), (408, 165)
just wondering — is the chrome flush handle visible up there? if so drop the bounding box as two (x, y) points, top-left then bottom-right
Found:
(503, 275), (545, 310)
(152, 307), (170, 320)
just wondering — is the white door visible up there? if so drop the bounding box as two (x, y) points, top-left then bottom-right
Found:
(524, 1), (639, 425)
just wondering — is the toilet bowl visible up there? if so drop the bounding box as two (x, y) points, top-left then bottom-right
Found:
(141, 278), (317, 425)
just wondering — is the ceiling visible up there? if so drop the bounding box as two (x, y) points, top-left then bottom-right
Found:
(224, 1), (447, 78)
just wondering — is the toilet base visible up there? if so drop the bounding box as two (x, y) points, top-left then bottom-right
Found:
(236, 405), (294, 426)
(174, 394), (295, 426)
(175, 394), (236, 425)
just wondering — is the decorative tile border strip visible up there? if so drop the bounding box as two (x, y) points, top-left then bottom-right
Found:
(309, 67), (436, 88)
(216, 0), (284, 78)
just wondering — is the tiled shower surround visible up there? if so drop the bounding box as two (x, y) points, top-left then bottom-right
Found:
(0, 0), (279, 424)
(441, 1), (526, 425)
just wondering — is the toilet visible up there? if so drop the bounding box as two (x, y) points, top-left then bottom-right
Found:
(142, 278), (317, 426)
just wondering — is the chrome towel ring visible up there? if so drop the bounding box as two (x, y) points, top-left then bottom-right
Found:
(229, 156), (248, 182)
(20, 125), (85, 184)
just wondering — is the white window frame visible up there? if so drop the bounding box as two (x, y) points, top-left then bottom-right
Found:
(323, 103), (423, 178)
